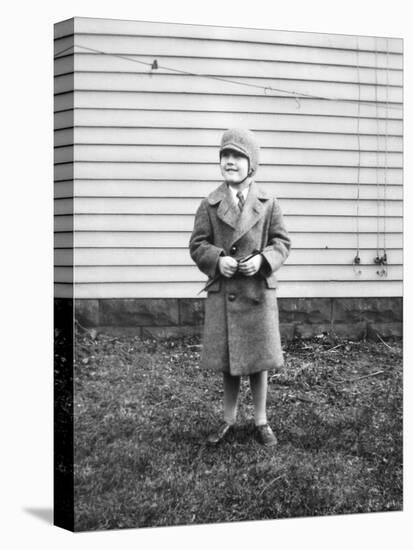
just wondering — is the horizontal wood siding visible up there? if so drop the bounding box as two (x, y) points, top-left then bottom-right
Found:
(55, 248), (403, 266)
(54, 21), (73, 286)
(54, 198), (402, 217)
(55, 215), (403, 233)
(55, 265), (403, 283)
(55, 181), (402, 200)
(54, 281), (402, 299)
(54, 17), (403, 299)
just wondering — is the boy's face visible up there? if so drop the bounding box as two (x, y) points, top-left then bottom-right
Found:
(220, 149), (250, 185)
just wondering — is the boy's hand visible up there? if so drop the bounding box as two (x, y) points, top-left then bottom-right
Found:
(218, 256), (238, 278)
(238, 254), (263, 276)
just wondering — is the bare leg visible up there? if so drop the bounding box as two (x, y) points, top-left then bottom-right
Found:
(249, 370), (268, 426)
(223, 372), (241, 425)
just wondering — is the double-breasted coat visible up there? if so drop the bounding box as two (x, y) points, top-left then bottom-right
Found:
(189, 181), (291, 376)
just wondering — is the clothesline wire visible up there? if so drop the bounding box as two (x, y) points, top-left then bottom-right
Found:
(55, 42), (396, 267)
(54, 43), (403, 112)
(374, 42), (381, 258)
(383, 39), (389, 255)
(355, 39), (361, 261)
(373, 38), (389, 276)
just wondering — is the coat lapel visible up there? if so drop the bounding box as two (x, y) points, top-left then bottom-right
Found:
(230, 181), (268, 245)
(208, 182), (239, 229)
(207, 181), (269, 240)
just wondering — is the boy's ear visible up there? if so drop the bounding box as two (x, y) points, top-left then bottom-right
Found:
(248, 160), (254, 176)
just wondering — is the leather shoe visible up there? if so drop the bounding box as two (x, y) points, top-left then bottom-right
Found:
(207, 422), (233, 445)
(256, 424), (278, 447)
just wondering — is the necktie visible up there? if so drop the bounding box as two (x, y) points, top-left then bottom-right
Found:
(236, 190), (245, 212)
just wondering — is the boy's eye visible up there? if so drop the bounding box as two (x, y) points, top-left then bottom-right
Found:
(222, 151), (243, 160)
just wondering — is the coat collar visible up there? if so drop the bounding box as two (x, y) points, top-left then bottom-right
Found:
(207, 181), (270, 244)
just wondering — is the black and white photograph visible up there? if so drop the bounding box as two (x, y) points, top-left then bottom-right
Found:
(3, 1), (411, 548)
(53, 15), (403, 531)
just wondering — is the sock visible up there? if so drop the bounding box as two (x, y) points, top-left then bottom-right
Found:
(223, 372), (241, 425)
(249, 370), (268, 426)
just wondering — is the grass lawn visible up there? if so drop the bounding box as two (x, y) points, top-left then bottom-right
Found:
(73, 329), (402, 531)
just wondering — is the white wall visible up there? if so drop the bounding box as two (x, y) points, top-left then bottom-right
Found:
(54, 17), (403, 298)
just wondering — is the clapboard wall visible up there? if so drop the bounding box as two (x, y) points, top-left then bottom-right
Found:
(54, 17), (403, 301)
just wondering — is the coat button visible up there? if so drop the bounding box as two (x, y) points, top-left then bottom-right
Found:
(228, 294), (236, 301)
(230, 245), (237, 255)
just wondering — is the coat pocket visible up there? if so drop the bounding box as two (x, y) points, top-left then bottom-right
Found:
(264, 274), (278, 289)
(206, 278), (221, 293)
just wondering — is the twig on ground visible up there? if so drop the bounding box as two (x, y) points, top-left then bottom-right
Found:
(193, 443), (206, 465)
(323, 344), (344, 353)
(376, 333), (395, 351)
(75, 319), (88, 331)
(288, 394), (318, 404)
(259, 474), (284, 497)
(339, 370), (385, 383)
(75, 319), (97, 340)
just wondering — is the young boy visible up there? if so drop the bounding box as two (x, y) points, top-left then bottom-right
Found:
(189, 128), (291, 446)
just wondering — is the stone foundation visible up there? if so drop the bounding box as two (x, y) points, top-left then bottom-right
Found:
(69, 297), (403, 340)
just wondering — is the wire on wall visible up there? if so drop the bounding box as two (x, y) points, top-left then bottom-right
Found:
(374, 39), (381, 264)
(378, 39), (390, 277)
(55, 39), (397, 281)
(54, 43), (402, 112)
(372, 39), (390, 278)
(353, 38), (362, 277)
(384, 41), (389, 259)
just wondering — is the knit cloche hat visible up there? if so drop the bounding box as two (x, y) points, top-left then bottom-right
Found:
(219, 128), (260, 174)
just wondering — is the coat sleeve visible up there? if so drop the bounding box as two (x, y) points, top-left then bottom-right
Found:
(189, 199), (225, 278)
(260, 198), (291, 277)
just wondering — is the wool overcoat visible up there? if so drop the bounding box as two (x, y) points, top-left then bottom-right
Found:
(189, 181), (291, 376)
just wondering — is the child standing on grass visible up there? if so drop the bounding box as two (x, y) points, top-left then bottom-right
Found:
(189, 128), (291, 446)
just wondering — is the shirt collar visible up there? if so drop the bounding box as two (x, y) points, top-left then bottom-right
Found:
(227, 183), (250, 203)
